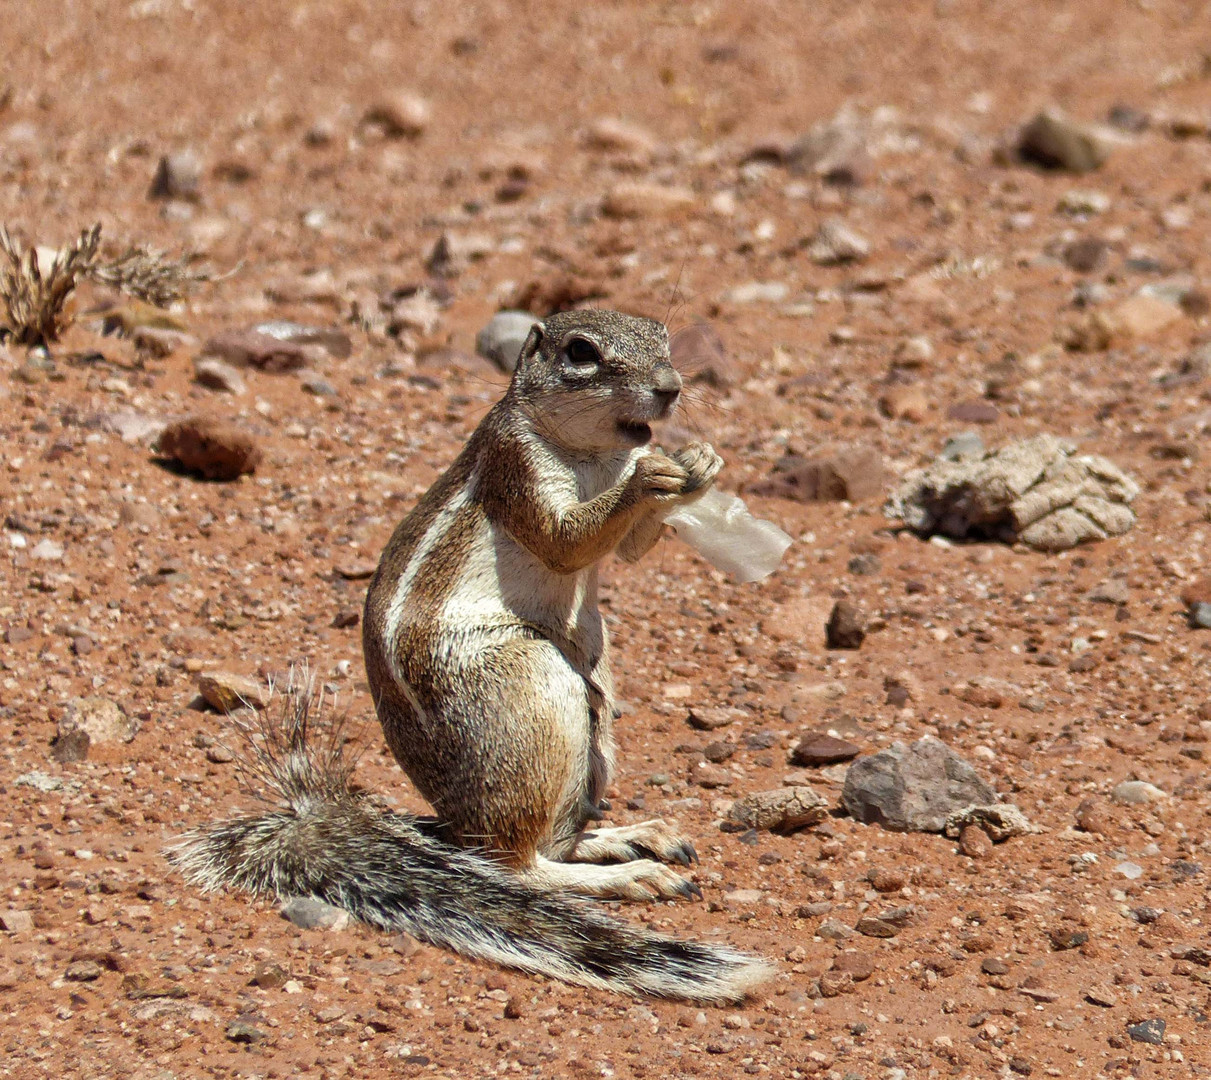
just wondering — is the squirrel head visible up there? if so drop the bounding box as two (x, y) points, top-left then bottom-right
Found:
(509, 310), (682, 453)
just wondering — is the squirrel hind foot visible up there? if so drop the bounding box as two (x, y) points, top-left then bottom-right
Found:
(567, 819), (699, 867)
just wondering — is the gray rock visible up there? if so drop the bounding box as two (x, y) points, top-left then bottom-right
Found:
(14, 771), (62, 792)
(825, 601), (866, 650)
(940, 432), (985, 461)
(193, 357), (246, 395)
(475, 311), (536, 373)
(841, 736), (995, 832)
(281, 896), (350, 931)
(253, 321), (353, 359)
(1017, 109), (1120, 173)
(1111, 780), (1166, 805)
(808, 217), (870, 265)
(1190, 602), (1211, 629)
(886, 434), (1138, 552)
(58, 696), (139, 745)
(1126, 1019), (1165, 1045)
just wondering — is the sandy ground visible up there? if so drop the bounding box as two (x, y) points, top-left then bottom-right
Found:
(3, 1), (1211, 1077)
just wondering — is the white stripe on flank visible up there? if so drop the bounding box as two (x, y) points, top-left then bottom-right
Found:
(382, 482), (473, 721)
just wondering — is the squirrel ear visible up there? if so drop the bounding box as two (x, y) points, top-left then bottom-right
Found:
(513, 320), (545, 371)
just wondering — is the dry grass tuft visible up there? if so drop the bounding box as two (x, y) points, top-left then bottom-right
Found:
(0, 221), (217, 346)
(0, 223), (101, 346)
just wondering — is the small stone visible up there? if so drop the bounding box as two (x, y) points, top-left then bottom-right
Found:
(726, 786), (828, 833)
(1017, 108), (1119, 172)
(1111, 780), (1166, 805)
(30, 538), (64, 561)
(601, 182), (695, 219)
(363, 91), (430, 138)
(946, 401), (1000, 424)
(1048, 926), (1089, 950)
(225, 1020), (268, 1045)
(819, 969), (854, 997)
(1114, 861), (1143, 880)
(841, 736), (996, 833)
(1084, 985), (1117, 1007)
(867, 868), (906, 893)
(879, 384), (929, 422)
(197, 672), (269, 714)
(253, 321), (352, 359)
(722, 281), (789, 304)
(51, 727), (90, 764)
(252, 962), (289, 989)
(791, 731), (860, 766)
(206, 744), (235, 764)
(687, 705), (743, 731)
(1087, 578), (1129, 605)
(201, 329), (313, 372)
(808, 217), (870, 265)
(751, 445), (884, 503)
(1126, 1019), (1165, 1045)
(148, 150), (202, 201)
(193, 357), (246, 394)
(1180, 578), (1211, 608)
(65, 960), (103, 982)
(503, 995), (525, 1020)
(0, 910), (33, 933)
(299, 372), (338, 397)
(786, 118), (870, 185)
(702, 740), (735, 763)
(831, 952), (876, 981)
(1075, 798), (1113, 835)
(475, 311), (536, 374)
(332, 608), (360, 629)
(981, 957), (1009, 976)
(825, 601), (866, 650)
(1189, 602), (1211, 630)
(280, 897), (350, 931)
(584, 118), (657, 157)
(58, 696), (138, 746)
(958, 825), (993, 859)
(816, 919), (852, 940)
(156, 417), (261, 481)
(1063, 237), (1109, 273)
(670, 322), (733, 390)
(1057, 189), (1111, 215)
(855, 916), (899, 939)
(690, 762), (732, 789)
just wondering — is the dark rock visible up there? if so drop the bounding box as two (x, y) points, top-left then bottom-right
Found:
(946, 401), (1000, 424)
(1126, 1019), (1165, 1045)
(156, 417), (261, 481)
(1063, 237), (1109, 273)
(1017, 109), (1118, 172)
(50, 727), (90, 764)
(148, 150), (202, 201)
(825, 601), (866, 649)
(475, 311), (536, 373)
(841, 736), (996, 832)
(791, 730), (861, 766)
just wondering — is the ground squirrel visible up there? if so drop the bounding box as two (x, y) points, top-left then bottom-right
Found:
(175, 310), (769, 1001)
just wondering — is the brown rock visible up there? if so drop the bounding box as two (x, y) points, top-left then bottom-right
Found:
(726, 786), (828, 833)
(201, 329), (313, 372)
(687, 705), (743, 731)
(0, 909), (34, 933)
(867, 868), (906, 893)
(946, 401), (1000, 424)
(1180, 578), (1211, 608)
(1017, 108), (1118, 172)
(818, 969), (854, 997)
(58, 696), (138, 746)
(831, 952), (876, 981)
(855, 916), (898, 938)
(825, 601), (866, 650)
(751, 446), (884, 503)
(958, 824), (993, 859)
(1075, 797), (1113, 835)
(156, 417), (261, 481)
(601, 182), (695, 219)
(790, 730), (861, 766)
(148, 149), (202, 201)
(689, 761), (732, 789)
(197, 672), (269, 714)
(880, 384), (929, 422)
(362, 91), (430, 138)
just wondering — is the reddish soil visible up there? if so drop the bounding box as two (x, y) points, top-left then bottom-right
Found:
(3, 2), (1211, 1077)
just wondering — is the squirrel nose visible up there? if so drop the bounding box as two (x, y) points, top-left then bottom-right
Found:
(651, 364), (682, 411)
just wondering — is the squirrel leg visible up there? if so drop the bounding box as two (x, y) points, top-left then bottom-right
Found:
(524, 855), (702, 903)
(566, 820), (699, 867)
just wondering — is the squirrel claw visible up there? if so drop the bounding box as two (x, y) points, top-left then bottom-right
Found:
(678, 879), (704, 902)
(670, 841), (699, 867)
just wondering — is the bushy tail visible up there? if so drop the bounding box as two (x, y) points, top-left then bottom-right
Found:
(170, 679), (771, 1004)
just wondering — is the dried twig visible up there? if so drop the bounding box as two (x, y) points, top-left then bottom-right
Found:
(89, 244), (217, 307)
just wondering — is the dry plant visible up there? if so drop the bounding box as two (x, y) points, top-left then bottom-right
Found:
(0, 221), (216, 347)
(0, 223), (101, 346)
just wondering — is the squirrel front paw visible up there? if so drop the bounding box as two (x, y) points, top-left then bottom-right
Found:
(670, 441), (723, 497)
(627, 452), (690, 506)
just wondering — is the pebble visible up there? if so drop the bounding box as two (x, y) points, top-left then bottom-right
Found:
(1126, 1019), (1165, 1045)
(831, 952), (876, 981)
(1063, 236), (1109, 273)
(726, 786), (828, 833)
(0, 910), (33, 933)
(156, 417), (262, 481)
(193, 357), (246, 394)
(64, 959), (103, 982)
(816, 919), (852, 940)
(808, 217), (870, 265)
(981, 957), (1009, 976)
(687, 705), (743, 731)
(1017, 108), (1118, 172)
(1114, 861), (1143, 880)
(254, 321), (352, 359)
(879, 384), (929, 422)
(722, 281), (789, 305)
(959, 824), (993, 859)
(1087, 578), (1129, 605)
(201, 329), (314, 372)
(1189, 602), (1211, 630)
(946, 401), (1000, 424)
(601, 182), (695, 219)
(280, 897), (350, 931)
(584, 118), (657, 157)
(475, 310), (536, 373)
(752, 445), (885, 503)
(197, 672), (269, 714)
(148, 149), (202, 201)
(225, 1020), (268, 1044)
(689, 761), (732, 789)
(1111, 780), (1166, 805)
(791, 731), (860, 766)
(855, 916), (899, 939)
(58, 696), (139, 746)
(670, 322), (733, 390)
(1084, 985), (1118, 1007)
(841, 736), (995, 833)
(362, 91), (431, 138)
(1048, 926), (1089, 950)
(1075, 797), (1113, 834)
(825, 601), (866, 650)
(30, 538), (65, 560)
(1057, 189), (1111, 215)
(786, 118), (870, 185)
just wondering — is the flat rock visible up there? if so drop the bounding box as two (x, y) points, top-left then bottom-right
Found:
(727, 786), (828, 833)
(281, 896), (350, 931)
(197, 671), (269, 714)
(584, 118), (657, 157)
(687, 705), (744, 731)
(886, 434), (1138, 552)
(1111, 780), (1166, 805)
(601, 182), (695, 219)
(475, 310), (536, 373)
(200, 329), (316, 372)
(841, 736), (995, 832)
(752, 445), (884, 503)
(943, 803), (1038, 842)
(156, 417), (261, 481)
(790, 731), (861, 766)
(193, 356), (246, 394)
(808, 217), (870, 265)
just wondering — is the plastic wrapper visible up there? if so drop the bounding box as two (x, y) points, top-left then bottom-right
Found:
(663, 488), (792, 583)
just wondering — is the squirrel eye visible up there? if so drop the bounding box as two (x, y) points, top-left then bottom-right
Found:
(564, 337), (601, 368)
